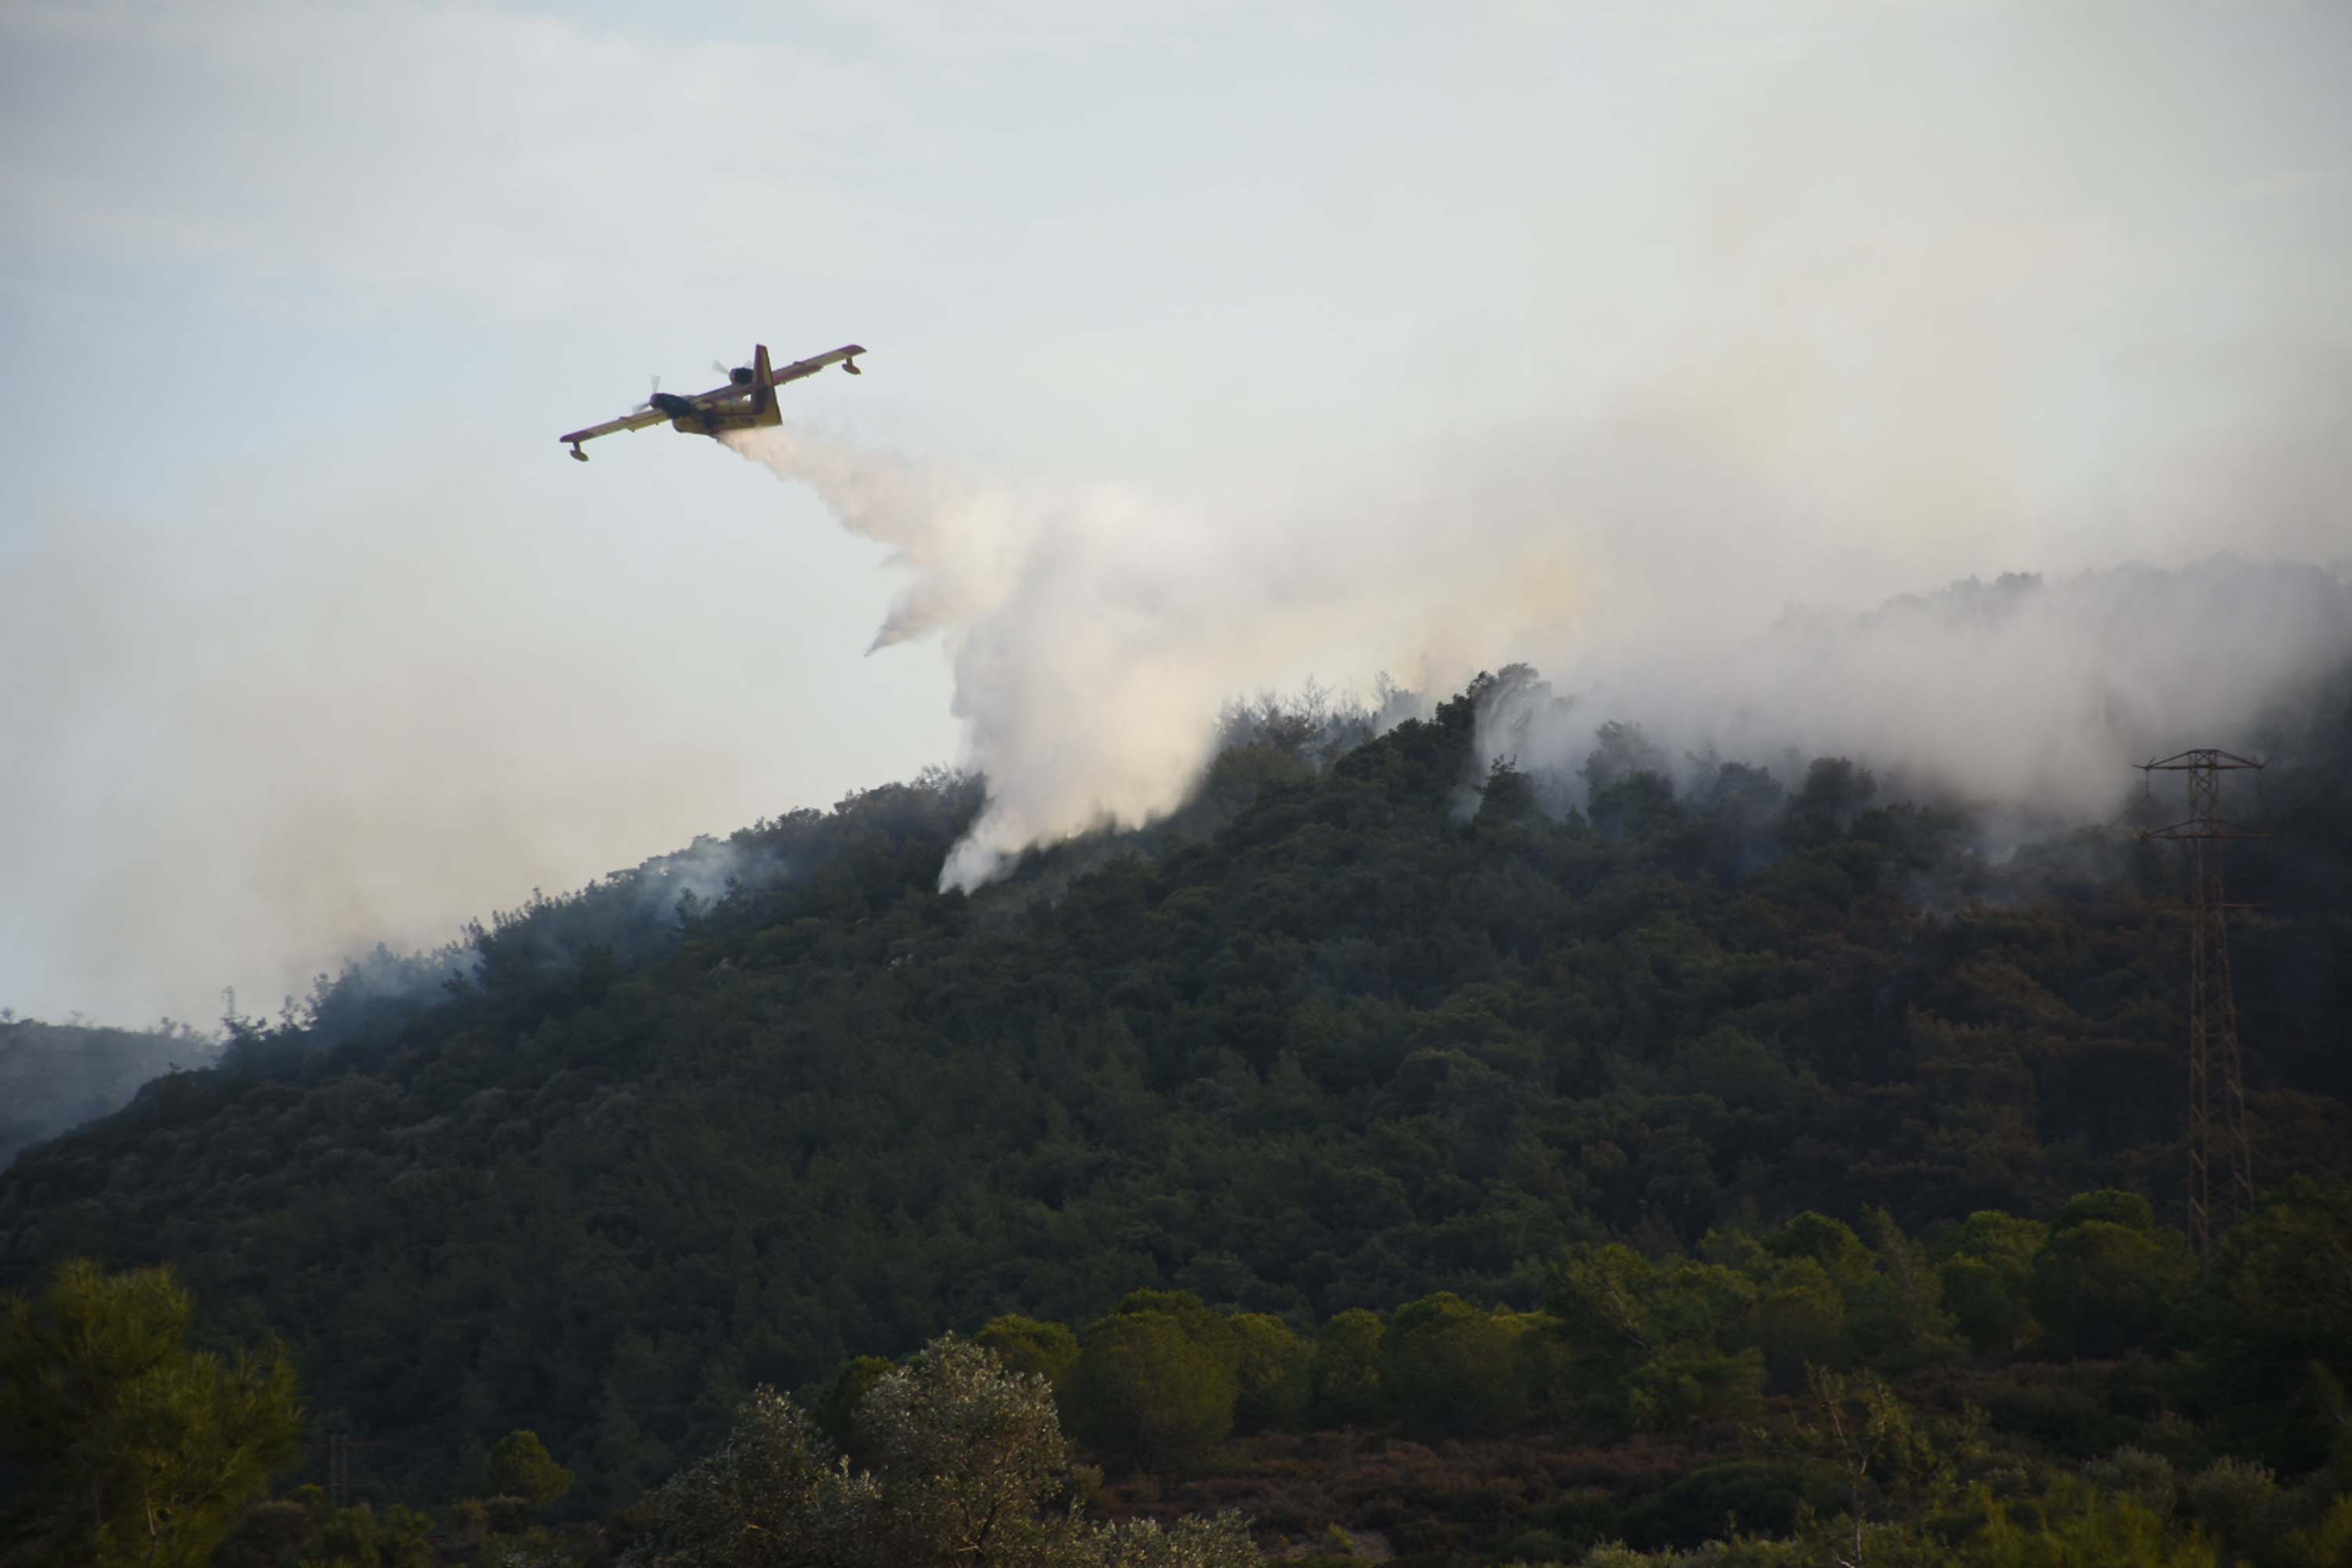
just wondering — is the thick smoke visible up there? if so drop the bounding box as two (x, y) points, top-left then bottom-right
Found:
(728, 425), (2350, 888)
(724, 429), (1478, 887)
(1475, 560), (2352, 820)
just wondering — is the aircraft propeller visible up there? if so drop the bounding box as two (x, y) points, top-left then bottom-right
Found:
(629, 375), (661, 415)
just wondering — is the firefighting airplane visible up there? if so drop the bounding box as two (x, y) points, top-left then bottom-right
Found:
(557, 343), (864, 461)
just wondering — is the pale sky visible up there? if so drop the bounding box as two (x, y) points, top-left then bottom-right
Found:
(3, 0), (2348, 1024)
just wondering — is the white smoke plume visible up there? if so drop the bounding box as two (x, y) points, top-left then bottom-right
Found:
(1476, 560), (2352, 819)
(730, 420), (2351, 889)
(725, 424), (1623, 887)
(727, 429), (1312, 886)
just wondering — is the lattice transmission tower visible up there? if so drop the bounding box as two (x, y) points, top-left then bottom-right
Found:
(2136, 749), (2263, 1259)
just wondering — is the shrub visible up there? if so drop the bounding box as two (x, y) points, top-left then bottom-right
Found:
(2081, 1446), (2174, 1519)
(1744, 1258), (1847, 1387)
(1765, 1213), (1871, 1281)
(1308, 1308), (1386, 1428)
(976, 1315), (1081, 1389)
(1227, 1313), (1311, 1433)
(1620, 1461), (1827, 1551)
(1940, 1257), (2032, 1357)
(489, 1429), (574, 1508)
(1065, 1312), (1236, 1469)
(811, 1355), (896, 1463)
(1380, 1293), (1529, 1436)
(2182, 1457), (2284, 1563)
(2030, 1202), (2194, 1359)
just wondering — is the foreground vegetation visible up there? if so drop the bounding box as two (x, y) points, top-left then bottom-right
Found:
(2, 654), (2348, 1562)
(9, 1222), (2350, 1566)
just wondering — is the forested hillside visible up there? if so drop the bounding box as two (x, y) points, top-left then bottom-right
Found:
(0, 1014), (216, 1169)
(3, 662), (2349, 1563)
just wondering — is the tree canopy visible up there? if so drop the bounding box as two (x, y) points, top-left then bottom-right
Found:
(0, 1258), (301, 1568)
(1, 661), (2348, 1553)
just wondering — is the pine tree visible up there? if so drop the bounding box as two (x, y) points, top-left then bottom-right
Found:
(0, 1258), (302, 1568)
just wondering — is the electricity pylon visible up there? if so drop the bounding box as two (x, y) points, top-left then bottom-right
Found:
(2136, 749), (2262, 1259)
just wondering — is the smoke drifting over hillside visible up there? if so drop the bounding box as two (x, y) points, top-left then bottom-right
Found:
(728, 429), (1404, 887)
(1479, 560), (2352, 819)
(728, 427), (2350, 887)
(0, 1017), (216, 1169)
(721, 426), (1568, 887)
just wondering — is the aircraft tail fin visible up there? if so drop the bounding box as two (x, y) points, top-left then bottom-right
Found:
(750, 344), (778, 423)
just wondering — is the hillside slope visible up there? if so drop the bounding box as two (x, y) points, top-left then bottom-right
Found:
(0, 1017), (216, 1169)
(2, 669), (2347, 1512)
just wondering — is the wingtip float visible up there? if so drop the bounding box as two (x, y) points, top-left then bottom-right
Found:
(559, 343), (866, 462)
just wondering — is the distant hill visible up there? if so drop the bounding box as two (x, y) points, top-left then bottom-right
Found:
(2, 639), (2347, 1517)
(0, 1016), (216, 1169)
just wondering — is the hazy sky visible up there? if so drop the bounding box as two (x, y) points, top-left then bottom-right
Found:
(4, 0), (2348, 1025)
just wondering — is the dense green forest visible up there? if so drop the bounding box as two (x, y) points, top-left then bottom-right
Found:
(3, 659), (2349, 1564)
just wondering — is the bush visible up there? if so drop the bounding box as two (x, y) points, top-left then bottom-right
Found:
(1941, 1257), (2032, 1358)
(976, 1315), (1081, 1389)
(2030, 1201), (2194, 1359)
(1552, 1245), (1765, 1432)
(1621, 1462), (1828, 1551)
(812, 1355), (896, 1462)
(2182, 1458), (2284, 1564)
(1308, 1308), (1386, 1428)
(1765, 1213), (1871, 1280)
(1380, 1293), (1529, 1436)
(1503, 1308), (1577, 1421)
(2285, 1495), (2352, 1568)
(1227, 1313), (1311, 1434)
(2081, 1446), (2174, 1519)
(1065, 1312), (1236, 1469)
(1939, 1212), (2047, 1357)
(1745, 1259), (1846, 1387)
(489, 1429), (574, 1508)
(2056, 1191), (2155, 1232)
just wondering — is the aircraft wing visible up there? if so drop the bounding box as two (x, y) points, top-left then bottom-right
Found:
(769, 344), (866, 386)
(559, 343), (865, 455)
(557, 407), (670, 447)
(641, 344), (865, 414)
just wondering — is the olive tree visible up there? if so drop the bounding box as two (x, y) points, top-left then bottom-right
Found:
(627, 1336), (1261, 1568)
